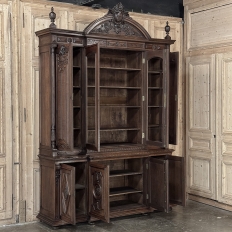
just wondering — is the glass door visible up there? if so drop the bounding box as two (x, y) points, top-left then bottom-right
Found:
(145, 50), (168, 147)
(85, 44), (100, 151)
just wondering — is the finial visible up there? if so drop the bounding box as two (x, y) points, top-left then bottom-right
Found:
(165, 21), (171, 40)
(49, 7), (56, 28)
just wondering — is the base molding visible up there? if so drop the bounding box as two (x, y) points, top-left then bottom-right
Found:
(188, 194), (232, 212)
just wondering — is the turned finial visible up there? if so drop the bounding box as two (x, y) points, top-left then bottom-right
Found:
(49, 7), (56, 28)
(165, 21), (171, 40)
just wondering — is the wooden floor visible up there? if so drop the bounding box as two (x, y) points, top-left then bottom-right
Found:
(1, 200), (232, 231)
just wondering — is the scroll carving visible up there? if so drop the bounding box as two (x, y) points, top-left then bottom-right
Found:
(92, 171), (103, 211)
(57, 45), (69, 72)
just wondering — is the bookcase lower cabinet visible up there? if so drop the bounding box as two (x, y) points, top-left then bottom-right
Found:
(38, 154), (184, 227)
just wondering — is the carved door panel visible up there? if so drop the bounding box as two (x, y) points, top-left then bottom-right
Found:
(148, 157), (169, 212)
(186, 55), (216, 200)
(60, 164), (76, 225)
(85, 44), (100, 151)
(217, 53), (232, 205)
(56, 43), (73, 151)
(89, 162), (110, 223)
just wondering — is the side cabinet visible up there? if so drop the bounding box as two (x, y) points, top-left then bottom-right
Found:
(148, 155), (185, 212)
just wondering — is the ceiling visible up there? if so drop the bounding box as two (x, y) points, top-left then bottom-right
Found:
(49, 0), (184, 18)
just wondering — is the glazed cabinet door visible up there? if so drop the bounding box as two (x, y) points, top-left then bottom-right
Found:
(89, 162), (110, 223)
(85, 44), (100, 151)
(145, 50), (169, 148)
(60, 164), (76, 225)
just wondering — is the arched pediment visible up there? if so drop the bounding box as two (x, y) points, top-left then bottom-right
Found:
(83, 3), (151, 40)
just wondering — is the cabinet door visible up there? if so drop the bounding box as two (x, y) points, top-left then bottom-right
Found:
(169, 52), (178, 145)
(148, 157), (169, 212)
(168, 156), (185, 206)
(60, 164), (76, 225)
(89, 162), (110, 223)
(145, 50), (168, 148)
(85, 44), (100, 151)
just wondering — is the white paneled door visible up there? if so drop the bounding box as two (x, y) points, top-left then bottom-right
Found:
(0, 2), (13, 223)
(217, 53), (232, 205)
(186, 55), (216, 200)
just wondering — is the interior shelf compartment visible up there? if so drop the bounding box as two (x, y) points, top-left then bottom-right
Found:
(109, 187), (142, 197)
(110, 169), (143, 177)
(73, 66), (81, 69)
(110, 200), (146, 211)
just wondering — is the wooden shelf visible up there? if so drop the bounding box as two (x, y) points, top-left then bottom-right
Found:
(88, 67), (141, 71)
(73, 66), (81, 69)
(148, 87), (162, 90)
(100, 86), (141, 89)
(110, 169), (142, 177)
(88, 127), (140, 132)
(73, 86), (80, 88)
(73, 106), (81, 109)
(148, 70), (163, 74)
(109, 187), (142, 197)
(75, 184), (85, 190)
(148, 124), (160, 128)
(148, 106), (162, 108)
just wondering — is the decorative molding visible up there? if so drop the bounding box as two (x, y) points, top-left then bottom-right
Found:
(0, 69), (5, 157)
(0, 12), (4, 60)
(57, 45), (69, 73)
(33, 168), (40, 215)
(0, 165), (5, 211)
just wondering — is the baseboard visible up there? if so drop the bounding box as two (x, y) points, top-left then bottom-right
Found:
(188, 194), (232, 212)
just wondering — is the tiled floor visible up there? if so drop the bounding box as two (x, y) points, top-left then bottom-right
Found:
(1, 200), (232, 232)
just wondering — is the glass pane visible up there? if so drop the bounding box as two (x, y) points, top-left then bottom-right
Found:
(73, 47), (81, 148)
(87, 52), (96, 146)
(147, 57), (164, 143)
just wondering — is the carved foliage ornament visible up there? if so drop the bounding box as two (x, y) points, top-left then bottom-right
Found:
(92, 171), (103, 211)
(57, 45), (69, 72)
(91, 3), (142, 37)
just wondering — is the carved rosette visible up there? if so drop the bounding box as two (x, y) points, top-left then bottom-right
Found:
(57, 45), (69, 72)
(92, 171), (103, 211)
(61, 173), (70, 214)
(91, 3), (142, 37)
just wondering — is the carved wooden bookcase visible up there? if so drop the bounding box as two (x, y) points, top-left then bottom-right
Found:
(36, 3), (185, 227)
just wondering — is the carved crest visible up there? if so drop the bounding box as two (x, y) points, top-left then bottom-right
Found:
(84, 3), (151, 39)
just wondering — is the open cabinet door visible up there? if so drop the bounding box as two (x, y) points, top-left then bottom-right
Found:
(89, 162), (110, 223)
(148, 157), (169, 212)
(145, 50), (169, 148)
(60, 164), (76, 225)
(168, 156), (186, 206)
(169, 52), (178, 145)
(85, 44), (100, 151)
